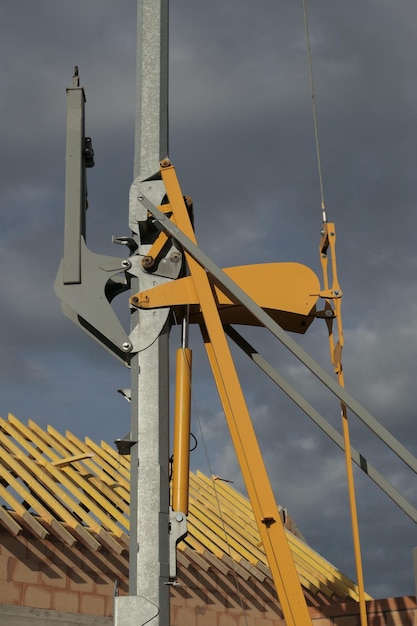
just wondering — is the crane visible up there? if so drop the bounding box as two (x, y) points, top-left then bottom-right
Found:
(54, 2), (417, 625)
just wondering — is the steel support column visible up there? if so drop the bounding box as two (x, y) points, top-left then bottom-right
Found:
(114, 1), (170, 625)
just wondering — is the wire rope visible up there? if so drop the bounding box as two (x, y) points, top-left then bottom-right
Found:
(302, 0), (327, 223)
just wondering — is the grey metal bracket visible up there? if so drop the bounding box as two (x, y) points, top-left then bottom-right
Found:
(114, 433), (137, 456)
(168, 507), (188, 580)
(117, 388), (132, 402)
(56, 70), (183, 362)
(63, 67), (87, 285)
(128, 252), (182, 282)
(56, 69), (134, 363)
(126, 173), (183, 353)
(55, 238), (132, 364)
(129, 173), (166, 233)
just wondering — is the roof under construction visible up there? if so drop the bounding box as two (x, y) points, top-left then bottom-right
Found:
(0, 413), (369, 608)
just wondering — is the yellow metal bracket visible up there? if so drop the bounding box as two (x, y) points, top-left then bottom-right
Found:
(315, 288), (342, 299)
(318, 222), (344, 373)
(140, 203), (176, 269)
(140, 195), (193, 270)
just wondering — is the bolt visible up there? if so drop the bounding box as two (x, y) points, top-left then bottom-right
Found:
(330, 232), (335, 236)
(332, 290), (341, 296)
(122, 342), (132, 352)
(176, 514), (184, 522)
(137, 194), (144, 201)
(141, 255), (155, 269)
(320, 229), (325, 236)
(170, 252), (182, 263)
(121, 259), (131, 269)
(131, 296), (139, 304)
(325, 309), (333, 317)
(160, 158), (171, 168)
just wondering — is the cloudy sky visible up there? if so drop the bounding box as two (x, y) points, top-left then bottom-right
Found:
(1, 0), (416, 602)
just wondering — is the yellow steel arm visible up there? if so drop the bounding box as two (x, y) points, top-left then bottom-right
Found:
(131, 160), (314, 626)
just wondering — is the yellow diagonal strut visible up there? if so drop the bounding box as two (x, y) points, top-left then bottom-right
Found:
(320, 223), (368, 626)
(158, 160), (313, 626)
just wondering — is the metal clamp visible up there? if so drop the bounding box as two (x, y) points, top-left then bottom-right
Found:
(169, 508), (187, 580)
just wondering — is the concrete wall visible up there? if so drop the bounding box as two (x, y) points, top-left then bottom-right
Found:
(1, 602), (416, 626)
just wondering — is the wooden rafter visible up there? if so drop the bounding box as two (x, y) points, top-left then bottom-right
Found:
(0, 414), (371, 605)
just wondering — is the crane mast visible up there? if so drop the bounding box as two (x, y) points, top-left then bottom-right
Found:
(118, 0), (171, 623)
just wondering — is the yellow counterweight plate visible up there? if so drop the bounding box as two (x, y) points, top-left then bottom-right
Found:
(132, 262), (320, 334)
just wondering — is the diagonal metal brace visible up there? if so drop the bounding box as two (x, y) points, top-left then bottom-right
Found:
(224, 325), (417, 524)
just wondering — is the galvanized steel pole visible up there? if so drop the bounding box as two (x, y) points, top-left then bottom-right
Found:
(131, 0), (170, 618)
(114, 1), (171, 624)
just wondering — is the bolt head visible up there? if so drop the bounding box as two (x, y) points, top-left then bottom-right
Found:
(176, 514), (184, 522)
(122, 342), (132, 352)
(142, 256), (155, 269)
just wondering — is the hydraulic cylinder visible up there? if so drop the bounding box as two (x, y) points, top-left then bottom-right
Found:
(172, 347), (192, 514)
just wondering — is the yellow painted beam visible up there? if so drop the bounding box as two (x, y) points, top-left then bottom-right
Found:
(47, 425), (130, 521)
(65, 430), (130, 496)
(52, 453), (94, 467)
(0, 432), (100, 550)
(2, 420), (102, 531)
(159, 162), (313, 626)
(6, 417), (126, 536)
(85, 437), (130, 480)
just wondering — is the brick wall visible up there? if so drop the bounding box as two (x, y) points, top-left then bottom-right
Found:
(0, 530), (125, 617)
(0, 529), (415, 625)
(309, 597), (417, 626)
